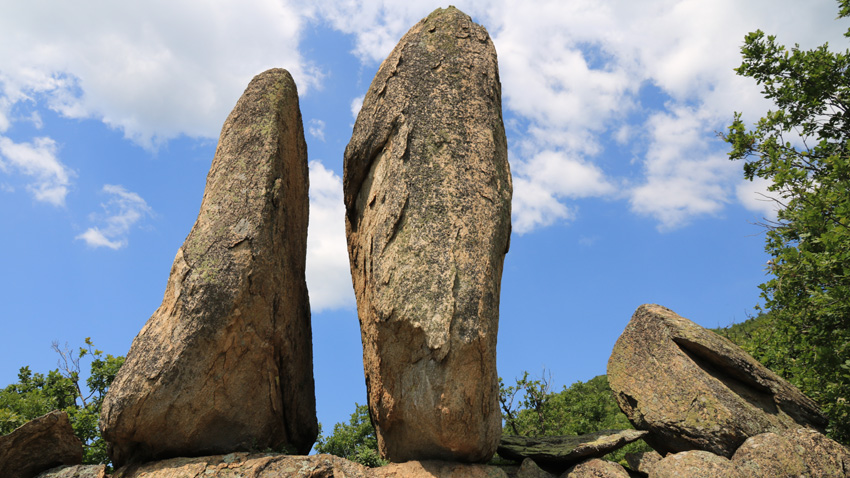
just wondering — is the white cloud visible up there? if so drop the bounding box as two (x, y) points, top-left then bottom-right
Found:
(0, 136), (72, 206)
(77, 184), (152, 249)
(0, 0), (319, 149)
(306, 160), (354, 311)
(736, 176), (782, 223)
(308, 119), (326, 141)
(350, 95), (364, 120)
(310, 0), (847, 232)
(512, 150), (616, 233)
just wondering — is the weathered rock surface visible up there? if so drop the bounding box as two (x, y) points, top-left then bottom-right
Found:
(607, 304), (826, 457)
(498, 430), (647, 472)
(35, 465), (107, 478)
(112, 453), (518, 478)
(0, 411), (83, 478)
(100, 68), (316, 467)
(343, 6), (511, 463)
(650, 450), (741, 478)
(375, 461), (510, 478)
(562, 459), (629, 478)
(515, 459), (555, 478)
(624, 450), (662, 476)
(731, 427), (850, 477)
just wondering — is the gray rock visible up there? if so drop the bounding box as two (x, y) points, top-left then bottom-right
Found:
(34, 465), (107, 478)
(515, 458), (556, 478)
(0, 411), (83, 478)
(731, 427), (850, 477)
(607, 304), (826, 457)
(562, 459), (630, 478)
(650, 450), (741, 478)
(344, 6), (511, 463)
(100, 68), (316, 467)
(624, 450), (662, 476)
(498, 430), (648, 472)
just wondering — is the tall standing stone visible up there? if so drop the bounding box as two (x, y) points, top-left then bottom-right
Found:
(100, 68), (316, 467)
(344, 7), (512, 463)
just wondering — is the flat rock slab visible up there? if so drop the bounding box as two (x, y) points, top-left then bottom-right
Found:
(497, 430), (647, 472)
(0, 411), (83, 478)
(607, 304), (826, 457)
(100, 68), (316, 467)
(344, 6), (511, 463)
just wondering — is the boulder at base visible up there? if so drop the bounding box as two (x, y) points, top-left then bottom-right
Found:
(0, 411), (83, 478)
(100, 68), (316, 467)
(651, 450), (742, 478)
(732, 427), (850, 477)
(563, 459), (629, 478)
(344, 6), (511, 463)
(607, 304), (826, 457)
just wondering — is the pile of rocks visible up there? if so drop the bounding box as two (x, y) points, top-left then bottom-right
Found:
(3, 6), (850, 478)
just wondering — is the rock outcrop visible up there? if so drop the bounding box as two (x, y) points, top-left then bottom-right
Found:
(497, 430), (647, 472)
(343, 6), (511, 462)
(607, 304), (826, 457)
(100, 68), (316, 467)
(0, 411), (83, 478)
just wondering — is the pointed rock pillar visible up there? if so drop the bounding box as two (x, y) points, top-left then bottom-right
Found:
(344, 7), (512, 463)
(100, 68), (316, 467)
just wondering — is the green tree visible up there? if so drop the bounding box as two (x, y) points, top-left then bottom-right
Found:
(724, 0), (850, 442)
(0, 338), (124, 465)
(499, 372), (650, 463)
(315, 403), (387, 467)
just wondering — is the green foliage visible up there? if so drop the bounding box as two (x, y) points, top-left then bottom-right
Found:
(723, 2), (850, 443)
(499, 372), (650, 463)
(315, 403), (387, 467)
(0, 338), (124, 465)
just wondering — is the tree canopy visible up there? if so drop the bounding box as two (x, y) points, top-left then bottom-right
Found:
(0, 339), (124, 465)
(724, 0), (850, 442)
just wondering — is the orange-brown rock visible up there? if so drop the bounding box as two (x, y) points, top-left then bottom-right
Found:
(35, 465), (107, 478)
(731, 428), (850, 477)
(0, 411), (83, 478)
(607, 304), (826, 457)
(563, 459), (629, 478)
(651, 450), (742, 478)
(100, 68), (316, 467)
(343, 7), (511, 463)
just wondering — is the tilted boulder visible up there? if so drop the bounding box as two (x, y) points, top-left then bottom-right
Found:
(100, 68), (316, 466)
(344, 6), (512, 463)
(607, 304), (826, 457)
(0, 411), (82, 478)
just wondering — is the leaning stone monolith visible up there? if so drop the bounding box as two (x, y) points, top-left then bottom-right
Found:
(607, 304), (826, 458)
(344, 6), (512, 463)
(100, 68), (316, 467)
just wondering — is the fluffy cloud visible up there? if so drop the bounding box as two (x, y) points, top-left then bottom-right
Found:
(0, 136), (72, 206)
(77, 185), (152, 250)
(0, 0), (318, 149)
(310, 0), (847, 231)
(306, 160), (355, 311)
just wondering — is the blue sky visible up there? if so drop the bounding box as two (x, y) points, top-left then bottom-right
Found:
(1, 0), (847, 436)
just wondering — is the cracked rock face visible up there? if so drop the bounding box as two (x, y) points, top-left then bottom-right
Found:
(100, 68), (316, 467)
(344, 6), (511, 463)
(607, 304), (826, 457)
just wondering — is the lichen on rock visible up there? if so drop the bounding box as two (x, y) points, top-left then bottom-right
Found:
(344, 6), (511, 463)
